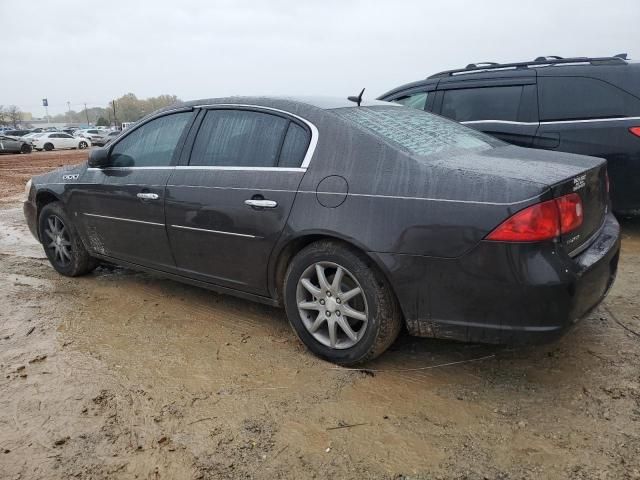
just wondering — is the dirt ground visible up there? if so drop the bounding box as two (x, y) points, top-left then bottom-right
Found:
(1, 151), (639, 479)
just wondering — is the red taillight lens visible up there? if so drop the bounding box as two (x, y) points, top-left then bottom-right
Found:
(487, 193), (583, 242)
(555, 193), (583, 233)
(629, 127), (640, 137)
(486, 200), (560, 242)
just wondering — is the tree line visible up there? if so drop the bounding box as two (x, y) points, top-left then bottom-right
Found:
(0, 93), (180, 128)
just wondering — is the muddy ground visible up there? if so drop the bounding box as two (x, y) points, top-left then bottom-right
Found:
(1, 151), (639, 479)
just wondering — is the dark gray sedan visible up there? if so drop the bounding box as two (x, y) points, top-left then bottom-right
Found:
(23, 97), (620, 364)
(0, 135), (32, 154)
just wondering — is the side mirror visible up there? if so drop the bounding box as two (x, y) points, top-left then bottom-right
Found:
(87, 148), (109, 168)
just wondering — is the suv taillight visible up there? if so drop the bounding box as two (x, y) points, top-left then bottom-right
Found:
(486, 193), (583, 242)
(629, 127), (640, 137)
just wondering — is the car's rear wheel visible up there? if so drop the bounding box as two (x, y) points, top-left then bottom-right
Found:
(284, 240), (402, 365)
(43, 143), (54, 151)
(39, 202), (97, 277)
(20, 144), (32, 154)
(78, 141), (88, 149)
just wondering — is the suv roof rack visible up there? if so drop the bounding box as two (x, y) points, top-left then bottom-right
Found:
(427, 55), (629, 79)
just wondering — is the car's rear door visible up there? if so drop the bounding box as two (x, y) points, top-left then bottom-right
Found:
(434, 73), (539, 147)
(70, 109), (196, 270)
(165, 106), (313, 296)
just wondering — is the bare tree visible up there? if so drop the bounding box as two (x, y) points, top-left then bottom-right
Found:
(0, 106), (7, 127)
(7, 105), (21, 128)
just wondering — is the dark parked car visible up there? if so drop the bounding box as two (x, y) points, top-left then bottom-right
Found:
(0, 134), (32, 154)
(23, 97), (620, 364)
(379, 55), (640, 215)
(4, 129), (32, 138)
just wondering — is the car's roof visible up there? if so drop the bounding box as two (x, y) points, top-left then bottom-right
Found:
(157, 96), (394, 116)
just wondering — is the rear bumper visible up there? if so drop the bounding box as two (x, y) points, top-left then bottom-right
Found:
(372, 212), (620, 344)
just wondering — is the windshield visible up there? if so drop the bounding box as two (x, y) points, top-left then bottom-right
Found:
(332, 105), (502, 157)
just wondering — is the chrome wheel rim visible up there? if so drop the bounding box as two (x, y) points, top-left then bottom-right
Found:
(44, 215), (72, 267)
(296, 261), (368, 349)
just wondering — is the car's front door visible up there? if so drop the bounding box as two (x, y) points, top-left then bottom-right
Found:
(165, 106), (313, 296)
(71, 109), (195, 270)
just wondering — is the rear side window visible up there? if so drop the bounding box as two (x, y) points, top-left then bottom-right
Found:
(190, 109), (288, 167)
(393, 92), (429, 110)
(334, 106), (499, 157)
(539, 77), (640, 121)
(441, 86), (524, 122)
(278, 122), (310, 168)
(110, 111), (192, 167)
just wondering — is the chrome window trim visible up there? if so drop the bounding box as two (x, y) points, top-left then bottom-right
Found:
(170, 224), (256, 238)
(174, 166), (305, 172)
(192, 103), (319, 169)
(461, 116), (640, 126)
(83, 212), (164, 227)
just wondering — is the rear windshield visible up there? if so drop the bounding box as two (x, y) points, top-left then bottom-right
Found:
(332, 105), (500, 157)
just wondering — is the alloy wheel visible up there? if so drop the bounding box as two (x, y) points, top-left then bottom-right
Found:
(296, 261), (368, 349)
(44, 215), (72, 267)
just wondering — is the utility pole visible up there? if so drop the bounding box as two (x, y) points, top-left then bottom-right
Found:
(42, 98), (49, 125)
(112, 100), (118, 130)
(84, 103), (90, 126)
(66, 101), (71, 123)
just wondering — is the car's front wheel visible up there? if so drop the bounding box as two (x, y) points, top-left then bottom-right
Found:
(39, 202), (97, 277)
(78, 141), (88, 149)
(284, 240), (402, 365)
(20, 144), (32, 154)
(43, 143), (54, 151)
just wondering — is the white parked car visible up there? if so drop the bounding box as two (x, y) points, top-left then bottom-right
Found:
(33, 132), (91, 151)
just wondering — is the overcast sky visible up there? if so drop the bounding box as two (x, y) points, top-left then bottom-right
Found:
(2, 0), (639, 116)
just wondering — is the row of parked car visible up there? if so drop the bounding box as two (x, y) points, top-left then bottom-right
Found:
(0, 127), (121, 154)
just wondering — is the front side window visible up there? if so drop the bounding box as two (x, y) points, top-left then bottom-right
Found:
(110, 112), (192, 167)
(333, 106), (499, 157)
(393, 92), (429, 110)
(441, 86), (524, 122)
(190, 109), (289, 167)
(539, 76), (640, 121)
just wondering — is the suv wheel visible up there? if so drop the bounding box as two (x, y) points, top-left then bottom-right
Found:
(39, 202), (97, 277)
(284, 240), (402, 365)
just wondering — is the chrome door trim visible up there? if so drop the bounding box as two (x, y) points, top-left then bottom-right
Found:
(83, 212), (165, 227)
(192, 103), (319, 169)
(174, 166), (305, 172)
(170, 224), (256, 238)
(461, 120), (539, 126)
(461, 116), (640, 126)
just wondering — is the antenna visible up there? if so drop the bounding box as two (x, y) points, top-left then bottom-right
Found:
(348, 88), (365, 107)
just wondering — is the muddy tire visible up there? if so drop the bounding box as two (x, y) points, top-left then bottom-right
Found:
(39, 202), (97, 277)
(20, 143), (32, 154)
(284, 240), (402, 365)
(43, 143), (54, 151)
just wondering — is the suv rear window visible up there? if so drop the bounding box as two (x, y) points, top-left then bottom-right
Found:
(539, 76), (640, 121)
(441, 86), (524, 122)
(333, 106), (499, 157)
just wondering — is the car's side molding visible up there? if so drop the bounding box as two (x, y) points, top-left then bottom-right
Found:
(170, 224), (258, 239)
(83, 212), (164, 227)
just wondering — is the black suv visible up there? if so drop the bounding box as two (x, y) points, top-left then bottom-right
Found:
(379, 55), (640, 215)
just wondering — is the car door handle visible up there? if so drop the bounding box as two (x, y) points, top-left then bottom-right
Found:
(137, 192), (159, 200)
(244, 199), (277, 208)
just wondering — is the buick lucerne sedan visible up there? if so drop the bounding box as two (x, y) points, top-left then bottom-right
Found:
(23, 97), (620, 364)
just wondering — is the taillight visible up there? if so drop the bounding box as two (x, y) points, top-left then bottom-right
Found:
(556, 193), (583, 233)
(629, 127), (640, 137)
(487, 193), (583, 242)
